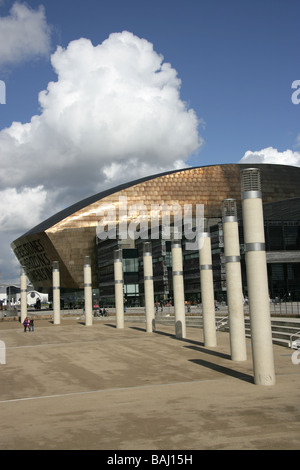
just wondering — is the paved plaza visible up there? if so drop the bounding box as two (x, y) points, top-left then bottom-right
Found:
(0, 317), (299, 450)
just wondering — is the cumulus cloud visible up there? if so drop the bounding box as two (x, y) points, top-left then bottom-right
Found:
(239, 147), (300, 167)
(0, 186), (47, 232)
(0, 31), (202, 281)
(0, 2), (51, 67)
(0, 32), (201, 196)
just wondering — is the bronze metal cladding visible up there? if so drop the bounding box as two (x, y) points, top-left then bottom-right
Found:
(11, 164), (300, 290)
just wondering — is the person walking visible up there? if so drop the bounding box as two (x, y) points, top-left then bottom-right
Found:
(29, 318), (34, 332)
(23, 317), (29, 332)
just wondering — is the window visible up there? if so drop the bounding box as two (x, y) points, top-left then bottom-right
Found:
(124, 284), (139, 295)
(284, 226), (300, 250)
(122, 258), (138, 272)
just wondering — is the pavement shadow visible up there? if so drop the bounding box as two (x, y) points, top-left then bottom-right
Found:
(189, 358), (253, 384)
(153, 329), (176, 339)
(185, 344), (231, 360)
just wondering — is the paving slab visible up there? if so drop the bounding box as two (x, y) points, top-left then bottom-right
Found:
(0, 318), (299, 450)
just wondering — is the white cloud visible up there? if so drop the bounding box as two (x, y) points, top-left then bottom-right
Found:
(0, 186), (47, 232)
(0, 31), (202, 282)
(0, 2), (51, 67)
(239, 146), (300, 167)
(0, 31), (201, 198)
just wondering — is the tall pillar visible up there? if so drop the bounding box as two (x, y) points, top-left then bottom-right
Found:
(114, 248), (124, 329)
(84, 256), (93, 326)
(171, 241), (186, 339)
(0, 340), (6, 365)
(143, 242), (155, 332)
(20, 266), (27, 323)
(241, 168), (275, 386)
(222, 199), (247, 361)
(52, 261), (60, 325)
(199, 233), (217, 347)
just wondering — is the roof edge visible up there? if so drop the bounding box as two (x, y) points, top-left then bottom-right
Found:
(18, 162), (300, 237)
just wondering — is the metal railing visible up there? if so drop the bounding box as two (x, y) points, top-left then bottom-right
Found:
(216, 316), (229, 330)
(270, 301), (300, 316)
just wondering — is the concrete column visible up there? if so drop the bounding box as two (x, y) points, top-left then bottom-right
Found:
(52, 261), (60, 325)
(199, 233), (217, 347)
(171, 241), (186, 339)
(241, 168), (275, 386)
(143, 242), (155, 332)
(0, 340), (6, 365)
(114, 249), (124, 329)
(222, 199), (247, 362)
(84, 256), (93, 326)
(20, 266), (27, 323)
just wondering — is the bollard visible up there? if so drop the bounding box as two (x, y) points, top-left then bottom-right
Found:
(241, 168), (275, 386)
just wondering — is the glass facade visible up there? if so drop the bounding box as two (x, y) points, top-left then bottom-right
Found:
(265, 222), (300, 299)
(96, 216), (300, 305)
(265, 223), (300, 251)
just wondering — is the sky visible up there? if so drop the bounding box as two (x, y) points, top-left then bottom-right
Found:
(0, 0), (300, 284)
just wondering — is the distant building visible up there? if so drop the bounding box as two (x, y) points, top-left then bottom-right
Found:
(0, 285), (49, 309)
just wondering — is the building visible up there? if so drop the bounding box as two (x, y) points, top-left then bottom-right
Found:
(0, 284), (49, 309)
(11, 163), (300, 305)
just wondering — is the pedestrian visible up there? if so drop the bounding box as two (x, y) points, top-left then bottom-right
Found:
(23, 317), (29, 332)
(29, 318), (34, 332)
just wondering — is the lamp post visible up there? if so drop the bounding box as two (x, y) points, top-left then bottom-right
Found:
(52, 261), (60, 325)
(20, 266), (27, 324)
(222, 199), (247, 361)
(241, 168), (275, 385)
(199, 233), (217, 347)
(114, 249), (124, 329)
(171, 241), (186, 339)
(84, 256), (93, 326)
(143, 242), (155, 332)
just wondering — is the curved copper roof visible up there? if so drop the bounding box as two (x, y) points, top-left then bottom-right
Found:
(24, 163), (300, 236)
(11, 163), (300, 290)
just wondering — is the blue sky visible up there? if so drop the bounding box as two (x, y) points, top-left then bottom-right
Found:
(1, 0), (300, 165)
(0, 0), (300, 283)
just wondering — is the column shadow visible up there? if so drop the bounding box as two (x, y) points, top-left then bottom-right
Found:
(185, 344), (231, 360)
(189, 358), (253, 384)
